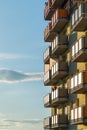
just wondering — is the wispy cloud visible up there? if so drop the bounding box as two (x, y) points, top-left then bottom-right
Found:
(0, 69), (43, 83)
(0, 113), (42, 129)
(0, 53), (38, 60)
(5, 119), (42, 124)
(0, 53), (28, 60)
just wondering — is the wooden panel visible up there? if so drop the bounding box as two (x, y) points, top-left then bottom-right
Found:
(83, 106), (87, 118)
(83, 72), (87, 83)
(57, 9), (68, 18)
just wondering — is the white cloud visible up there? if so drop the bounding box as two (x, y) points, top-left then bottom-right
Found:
(0, 114), (42, 129)
(0, 53), (28, 60)
(0, 69), (43, 83)
(0, 53), (37, 60)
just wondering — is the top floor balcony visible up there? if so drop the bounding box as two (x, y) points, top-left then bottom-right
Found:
(73, 0), (86, 2)
(71, 3), (87, 31)
(44, 0), (68, 20)
(52, 0), (67, 8)
(44, 0), (55, 20)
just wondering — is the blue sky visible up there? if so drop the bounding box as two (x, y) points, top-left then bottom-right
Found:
(0, 0), (50, 130)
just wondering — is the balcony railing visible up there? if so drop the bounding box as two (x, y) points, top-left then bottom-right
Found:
(44, 88), (68, 107)
(44, 0), (55, 20)
(44, 70), (51, 86)
(73, 0), (86, 2)
(44, 9), (68, 42)
(51, 61), (68, 84)
(51, 9), (68, 32)
(44, 0), (68, 20)
(51, 88), (68, 106)
(71, 106), (87, 125)
(44, 93), (51, 107)
(44, 117), (51, 129)
(44, 46), (51, 64)
(51, 35), (68, 58)
(70, 71), (87, 94)
(71, 3), (87, 31)
(51, 0), (67, 8)
(51, 114), (68, 128)
(72, 37), (87, 62)
(44, 61), (68, 86)
(44, 115), (68, 129)
(44, 22), (56, 42)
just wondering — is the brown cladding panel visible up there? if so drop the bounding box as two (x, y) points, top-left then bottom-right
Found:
(83, 72), (87, 83)
(83, 106), (87, 118)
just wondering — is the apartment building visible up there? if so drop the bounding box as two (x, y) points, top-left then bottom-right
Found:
(43, 0), (87, 130)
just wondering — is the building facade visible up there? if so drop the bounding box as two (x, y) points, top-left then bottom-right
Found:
(43, 0), (87, 130)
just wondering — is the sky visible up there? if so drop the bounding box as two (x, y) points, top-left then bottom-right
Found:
(0, 0), (50, 130)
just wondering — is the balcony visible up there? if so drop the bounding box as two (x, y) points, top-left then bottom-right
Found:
(44, 22), (57, 42)
(44, 93), (51, 107)
(73, 0), (86, 2)
(71, 37), (87, 62)
(44, 70), (51, 86)
(44, 9), (68, 42)
(44, 88), (68, 108)
(51, 61), (68, 84)
(44, 115), (68, 129)
(52, 0), (67, 8)
(44, 0), (68, 20)
(71, 3), (87, 31)
(44, 46), (51, 64)
(44, 117), (51, 129)
(51, 35), (68, 58)
(44, 61), (68, 86)
(51, 88), (68, 107)
(51, 9), (68, 32)
(51, 114), (68, 128)
(71, 71), (87, 94)
(71, 106), (87, 125)
(44, 0), (55, 20)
